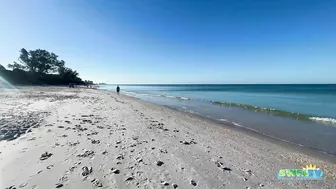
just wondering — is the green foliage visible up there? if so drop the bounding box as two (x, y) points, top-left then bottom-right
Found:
(84, 80), (94, 85)
(7, 48), (65, 74)
(7, 61), (26, 70)
(2, 48), (89, 85)
(0, 64), (6, 71)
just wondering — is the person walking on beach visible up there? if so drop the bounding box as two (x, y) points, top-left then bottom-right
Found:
(116, 85), (120, 94)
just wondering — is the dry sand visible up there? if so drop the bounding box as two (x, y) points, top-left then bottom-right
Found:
(0, 86), (335, 189)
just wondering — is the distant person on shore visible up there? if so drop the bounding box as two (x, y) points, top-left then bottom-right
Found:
(116, 85), (120, 94)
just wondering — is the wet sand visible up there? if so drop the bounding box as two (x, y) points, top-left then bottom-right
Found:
(0, 86), (335, 189)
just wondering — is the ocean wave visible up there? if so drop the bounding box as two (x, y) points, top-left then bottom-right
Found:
(123, 91), (191, 101)
(232, 122), (243, 127)
(159, 94), (191, 100)
(212, 101), (336, 125)
(309, 117), (336, 124)
(218, 118), (229, 122)
(165, 95), (175, 98)
(122, 91), (137, 95)
(211, 100), (312, 120)
(176, 96), (191, 100)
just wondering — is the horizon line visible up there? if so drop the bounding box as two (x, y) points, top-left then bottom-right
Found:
(99, 83), (336, 85)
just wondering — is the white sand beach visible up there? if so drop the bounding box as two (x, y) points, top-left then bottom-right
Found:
(0, 87), (335, 189)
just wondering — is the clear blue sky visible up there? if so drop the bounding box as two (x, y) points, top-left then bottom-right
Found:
(1, 0), (335, 84)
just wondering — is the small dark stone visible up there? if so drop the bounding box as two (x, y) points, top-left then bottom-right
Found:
(91, 139), (100, 144)
(180, 141), (190, 145)
(173, 183), (178, 188)
(156, 161), (164, 166)
(125, 176), (134, 181)
(190, 180), (197, 186)
(116, 154), (124, 160)
(161, 181), (169, 186)
(111, 168), (120, 174)
(55, 183), (63, 188)
(223, 167), (232, 172)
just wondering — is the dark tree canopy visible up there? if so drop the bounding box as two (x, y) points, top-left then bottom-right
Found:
(7, 61), (26, 70)
(8, 48), (65, 74)
(1, 48), (89, 85)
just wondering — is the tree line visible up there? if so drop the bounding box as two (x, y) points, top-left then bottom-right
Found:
(0, 48), (92, 85)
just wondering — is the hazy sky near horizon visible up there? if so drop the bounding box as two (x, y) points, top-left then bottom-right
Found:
(1, 0), (335, 84)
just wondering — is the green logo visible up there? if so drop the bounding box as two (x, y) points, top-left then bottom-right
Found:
(277, 164), (323, 180)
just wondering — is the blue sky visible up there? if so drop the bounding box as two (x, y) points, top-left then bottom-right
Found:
(0, 0), (335, 84)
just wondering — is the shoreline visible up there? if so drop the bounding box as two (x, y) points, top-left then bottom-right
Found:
(113, 87), (336, 156)
(101, 84), (336, 125)
(1, 86), (335, 189)
(119, 90), (336, 164)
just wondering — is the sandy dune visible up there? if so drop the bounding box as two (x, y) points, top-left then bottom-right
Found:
(0, 87), (335, 189)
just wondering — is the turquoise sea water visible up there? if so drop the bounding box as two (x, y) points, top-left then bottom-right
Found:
(100, 84), (336, 155)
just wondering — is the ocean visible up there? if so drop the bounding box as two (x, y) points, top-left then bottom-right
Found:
(99, 84), (336, 155)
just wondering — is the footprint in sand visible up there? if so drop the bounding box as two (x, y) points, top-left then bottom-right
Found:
(81, 166), (93, 176)
(19, 182), (28, 188)
(39, 152), (52, 161)
(91, 178), (103, 187)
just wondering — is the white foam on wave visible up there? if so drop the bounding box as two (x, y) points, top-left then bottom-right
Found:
(160, 94), (191, 100)
(123, 91), (137, 96)
(218, 118), (229, 122)
(232, 122), (243, 127)
(309, 117), (336, 125)
(187, 110), (195, 113)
